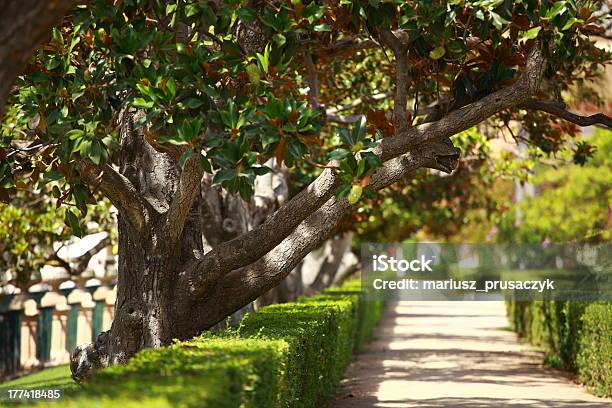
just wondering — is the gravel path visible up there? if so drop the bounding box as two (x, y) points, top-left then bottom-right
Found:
(334, 301), (611, 408)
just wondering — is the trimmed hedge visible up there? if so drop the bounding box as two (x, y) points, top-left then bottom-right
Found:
(42, 280), (384, 407)
(507, 300), (611, 397)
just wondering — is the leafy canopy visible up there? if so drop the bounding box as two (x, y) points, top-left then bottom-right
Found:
(0, 0), (609, 237)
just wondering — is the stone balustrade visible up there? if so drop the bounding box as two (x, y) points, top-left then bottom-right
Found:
(0, 283), (116, 379)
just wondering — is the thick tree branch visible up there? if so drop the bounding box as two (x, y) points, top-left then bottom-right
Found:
(523, 100), (612, 129)
(180, 137), (459, 298)
(163, 154), (204, 243)
(79, 162), (150, 233)
(182, 166), (341, 290)
(309, 232), (353, 292)
(192, 139), (458, 326)
(179, 44), (546, 297)
(0, 0), (75, 111)
(380, 43), (547, 160)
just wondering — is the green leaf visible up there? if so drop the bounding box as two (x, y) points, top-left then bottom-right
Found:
(133, 97), (155, 108)
(544, 2), (567, 20)
(561, 17), (581, 31)
(237, 7), (257, 22)
(246, 64), (261, 86)
(256, 45), (271, 73)
(64, 209), (82, 237)
(429, 46), (446, 60)
(313, 24), (331, 32)
(489, 11), (510, 29)
(520, 26), (542, 42)
(45, 171), (64, 181)
(252, 165), (272, 176)
(335, 183), (352, 197)
(328, 148), (350, 161)
(183, 97), (204, 109)
(213, 168), (237, 184)
(178, 149), (194, 169)
(356, 158), (366, 178)
(66, 129), (85, 140)
(350, 116), (367, 145)
(166, 78), (176, 99)
(73, 184), (89, 214)
(347, 184), (363, 205)
(89, 140), (103, 165)
(185, 4), (198, 17)
(165, 3), (177, 15)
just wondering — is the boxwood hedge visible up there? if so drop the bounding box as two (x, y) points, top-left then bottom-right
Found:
(42, 280), (384, 407)
(507, 300), (611, 397)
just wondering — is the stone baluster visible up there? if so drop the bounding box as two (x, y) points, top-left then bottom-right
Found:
(19, 299), (39, 370)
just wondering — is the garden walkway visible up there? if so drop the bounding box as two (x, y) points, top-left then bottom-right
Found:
(334, 301), (611, 407)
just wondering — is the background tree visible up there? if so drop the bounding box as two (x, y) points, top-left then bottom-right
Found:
(0, 0), (610, 380)
(496, 128), (611, 243)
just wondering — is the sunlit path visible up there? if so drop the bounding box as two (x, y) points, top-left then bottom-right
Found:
(334, 301), (611, 408)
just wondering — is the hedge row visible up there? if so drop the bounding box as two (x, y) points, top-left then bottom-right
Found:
(46, 280), (384, 407)
(507, 300), (611, 397)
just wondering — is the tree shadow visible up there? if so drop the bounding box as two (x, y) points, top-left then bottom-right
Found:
(333, 301), (610, 408)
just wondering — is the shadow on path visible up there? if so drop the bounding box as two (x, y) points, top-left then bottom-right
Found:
(334, 301), (611, 408)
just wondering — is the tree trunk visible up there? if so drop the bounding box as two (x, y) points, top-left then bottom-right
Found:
(277, 264), (304, 303)
(70, 110), (287, 381)
(309, 232), (354, 292)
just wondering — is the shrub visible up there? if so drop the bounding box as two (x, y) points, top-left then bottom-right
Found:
(577, 303), (612, 397)
(507, 300), (611, 397)
(39, 280), (384, 407)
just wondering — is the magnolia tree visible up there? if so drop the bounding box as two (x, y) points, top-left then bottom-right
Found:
(1, 0), (611, 379)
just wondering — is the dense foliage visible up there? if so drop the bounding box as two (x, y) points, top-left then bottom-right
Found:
(1, 0), (609, 230)
(497, 128), (611, 243)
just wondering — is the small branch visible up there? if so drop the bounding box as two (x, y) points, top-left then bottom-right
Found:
(73, 235), (111, 273)
(378, 28), (410, 133)
(304, 52), (320, 109)
(523, 100), (612, 129)
(201, 31), (224, 48)
(50, 234), (111, 275)
(303, 156), (340, 170)
(78, 162), (151, 233)
(326, 92), (392, 115)
(313, 37), (377, 57)
(326, 113), (363, 124)
(163, 153), (204, 243)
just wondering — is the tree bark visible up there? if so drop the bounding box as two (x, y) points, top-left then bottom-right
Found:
(70, 109), (204, 380)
